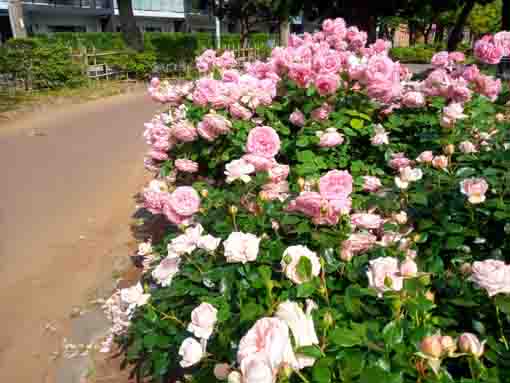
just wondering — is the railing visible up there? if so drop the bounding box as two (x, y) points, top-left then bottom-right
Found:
(24, 0), (111, 9)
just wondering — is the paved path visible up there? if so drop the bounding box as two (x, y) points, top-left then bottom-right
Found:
(0, 91), (157, 381)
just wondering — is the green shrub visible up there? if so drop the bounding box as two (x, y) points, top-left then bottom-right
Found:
(105, 50), (157, 79)
(390, 44), (437, 63)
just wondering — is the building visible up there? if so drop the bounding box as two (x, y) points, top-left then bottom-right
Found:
(0, 0), (211, 42)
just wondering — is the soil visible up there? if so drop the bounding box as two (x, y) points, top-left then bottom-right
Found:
(0, 90), (159, 382)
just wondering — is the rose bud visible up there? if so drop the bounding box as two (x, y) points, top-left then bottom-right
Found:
(214, 364), (231, 380)
(229, 205), (238, 215)
(393, 211), (408, 225)
(298, 177), (306, 191)
(400, 259), (418, 277)
(443, 144), (455, 156)
(440, 336), (457, 356)
(420, 335), (443, 359)
(496, 113), (505, 122)
(323, 311), (334, 328)
(227, 371), (242, 383)
(425, 290), (435, 303)
(458, 333), (485, 358)
(200, 189), (209, 198)
(460, 263), (472, 275)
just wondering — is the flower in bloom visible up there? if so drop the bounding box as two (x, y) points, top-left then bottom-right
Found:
(459, 141), (477, 153)
(152, 256), (181, 287)
(179, 337), (204, 368)
(340, 232), (377, 261)
(225, 159), (255, 183)
(197, 234), (222, 252)
(350, 213), (383, 229)
(172, 120), (198, 143)
(246, 126), (281, 158)
(214, 364), (231, 380)
(268, 163), (290, 183)
(311, 103), (332, 121)
(362, 176), (382, 192)
(474, 38), (504, 64)
(319, 170), (353, 200)
(289, 109), (305, 126)
(227, 371), (242, 383)
(168, 186), (201, 217)
(460, 178), (489, 204)
(137, 241), (152, 256)
(416, 151), (434, 163)
(275, 300), (319, 369)
(370, 124), (389, 145)
(230, 103), (253, 120)
(120, 282), (150, 308)
(458, 333), (485, 358)
(395, 167), (423, 189)
(389, 152), (411, 170)
(175, 159), (199, 173)
(237, 317), (296, 377)
(420, 335), (443, 359)
(187, 302), (218, 340)
(366, 257), (404, 297)
(143, 180), (170, 214)
(402, 91), (426, 108)
(432, 155), (448, 170)
(317, 128), (344, 147)
(197, 113), (232, 141)
(281, 245), (321, 284)
(431, 51), (450, 68)
(223, 232), (261, 263)
(242, 154), (275, 172)
(470, 259), (510, 296)
(315, 73), (340, 96)
(473, 74), (502, 101)
(400, 258), (418, 277)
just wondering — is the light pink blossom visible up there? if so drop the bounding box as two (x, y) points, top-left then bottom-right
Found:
(362, 176), (382, 192)
(246, 126), (281, 158)
(317, 128), (344, 147)
(471, 259), (510, 297)
(168, 186), (201, 217)
(289, 109), (305, 126)
(367, 257), (404, 297)
(460, 178), (489, 204)
(416, 151), (434, 163)
(319, 170), (353, 199)
(225, 159), (255, 183)
(175, 159), (199, 173)
(281, 245), (321, 284)
(223, 232), (261, 263)
(187, 302), (218, 340)
(350, 213), (383, 229)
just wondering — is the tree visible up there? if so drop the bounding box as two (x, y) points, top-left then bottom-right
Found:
(260, 0), (305, 46)
(447, 0), (493, 51)
(502, 0), (510, 30)
(468, 0), (502, 37)
(118, 0), (144, 52)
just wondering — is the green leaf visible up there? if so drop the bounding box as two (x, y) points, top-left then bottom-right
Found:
(382, 320), (403, 348)
(329, 327), (365, 347)
(258, 265), (272, 283)
(297, 150), (315, 163)
(446, 236), (465, 249)
(241, 301), (265, 322)
(297, 281), (316, 298)
(350, 118), (364, 130)
(297, 345), (324, 358)
(312, 358), (331, 383)
(296, 256), (313, 281)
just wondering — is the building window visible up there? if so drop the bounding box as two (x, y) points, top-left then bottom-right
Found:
(145, 26), (162, 32)
(48, 25), (87, 32)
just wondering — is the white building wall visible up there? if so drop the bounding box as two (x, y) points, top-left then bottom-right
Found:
(25, 12), (101, 33)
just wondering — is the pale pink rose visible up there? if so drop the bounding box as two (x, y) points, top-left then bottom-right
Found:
(223, 69), (240, 83)
(432, 155), (448, 169)
(162, 203), (189, 225)
(197, 121), (219, 141)
(313, 196), (351, 225)
(473, 74), (501, 101)
(462, 65), (480, 82)
(238, 317), (296, 374)
(440, 103), (467, 128)
(470, 259), (510, 296)
(260, 181), (290, 202)
(242, 154), (275, 172)
(223, 232), (260, 263)
(449, 51), (466, 62)
(459, 141), (478, 154)
(172, 120), (198, 143)
(187, 302), (218, 340)
(120, 282), (150, 308)
(175, 159), (199, 173)
(317, 128), (344, 147)
(459, 333), (485, 358)
(204, 113), (232, 134)
(315, 73), (340, 96)
(288, 62), (313, 88)
(400, 258), (418, 277)
(311, 103), (332, 121)
(149, 149), (168, 161)
(431, 51), (450, 68)
(287, 192), (322, 218)
(319, 170), (353, 199)
(371, 124), (389, 145)
(168, 225), (202, 254)
(217, 50), (237, 69)
(402, 91), (425, 108)
(389, 153), (411, 170)
(350, 213), (383, 229)
(340, 233), (377, 261)
(179, 337), (203, 368)
(229, 103), (253, 120)
(281, 245), (321, 284)
(460, 178), (489, 204)
(448, 78), (472, 104)
(474, 39), (504, 64)
(322, 19), (335, 34)
(168, 186), (200, 217)
(416, 151), (434, 163)
(365, 55), (396, 83)
(395, 166), (423, 189)
(196, 234), (221, 252)
(367, 257), (404, 297)
(225, 159), (255, 183)
(214, 364), (231, 380)
(143, 188), (170, 215)
(152, 256), (181, 287)
(246, 126), (281, 158)
(362, 176), (382, 192)
(289, 109), (305, 126)
(379, 231), (403, 247)
(268, 163), (290, 183)
(494, 31), (510, 55)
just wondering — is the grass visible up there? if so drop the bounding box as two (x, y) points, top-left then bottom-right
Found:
(0, 80), (142, 116)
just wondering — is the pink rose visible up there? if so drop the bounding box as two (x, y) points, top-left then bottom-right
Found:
(175, 159), (199, 173)
(371, 124), (389, 145)
(204, 113), (232, 134)
(459, 333), (485, 358)
(311, 103), (332, 121)
(179, 337), (203, 368)
(242, 154), (275, 172)
(152, 256), (181, 286)
(470, 259), (510, 297)
(315, 73), (340, 96)
(143, 186), (170, 215)
(474, 39), (504, 64)
(416, 151), (434, 163)
(223, 232), (261, 263)
(431, 51), (450, 68)
(223, 69), (240, 83)
(460, 178), (489, 204)
(400, 258), (418, 277)
(402, 91), (425, 108)
(449, 51), (466, 62)
(362, 176), (382, 192)
(322, 19), (335, 34)
(268, 163), (290, 182)
(229, 103), (253, 120)
(168, 186), (201, 217)
(172, 120), (198, 143)
(389, 152), (411, 170)
(432, 155), (448, 169)
(187, 302), (218, 340)
(246, 126), (281, 158)
(340, 232), (377, 261)
(350, 213), (383, 229)
(213, 364), (231, 380)
(149, 150), (169, 160)
(459, 141), (478, 153)
(365, 55), (396, 83)
(473, 74), (501, 101)
(260, 181), (290, 202)
(367, 257), (404, 297)
(462, 65), (480, 82)
(281, 245), (321, 284)
(163, 203), (189, 226)
(288, 192), (322, 218)
(319, 170), (353, 199)
(289, 109), (305, 126)
(317, 128), (344, 147)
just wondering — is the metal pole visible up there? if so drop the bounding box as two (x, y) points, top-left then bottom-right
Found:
(215, 16), (220, 50)
(8, 0), (27, 38)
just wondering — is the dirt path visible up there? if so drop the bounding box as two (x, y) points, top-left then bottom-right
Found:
(0, 91), (157, 381)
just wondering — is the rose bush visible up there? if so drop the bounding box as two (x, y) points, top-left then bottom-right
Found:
(105, 20), (510, 383)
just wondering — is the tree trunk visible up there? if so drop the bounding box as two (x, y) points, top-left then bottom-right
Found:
(434, 24), (444, 44)
(409, 21), (417, 46)
(447, 0), (475, 52)
(240, 19), (249, 48)
(8, 0), (27, 38)
(279, 19), (290, 47)
(118, 0), (143, 52)
(424, 23), (433, 44)
(503, 0), (510, 31)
